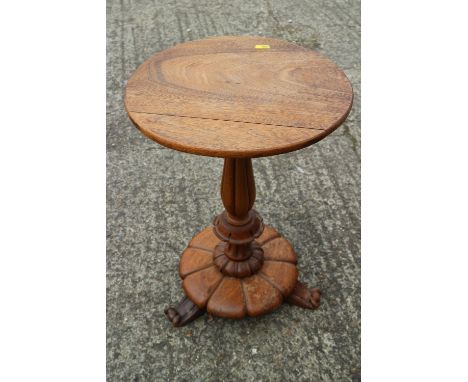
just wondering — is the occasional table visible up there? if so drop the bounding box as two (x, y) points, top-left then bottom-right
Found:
(124, 36), (353, 326)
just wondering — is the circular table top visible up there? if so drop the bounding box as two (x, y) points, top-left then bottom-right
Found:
(125, 36), (353, 158)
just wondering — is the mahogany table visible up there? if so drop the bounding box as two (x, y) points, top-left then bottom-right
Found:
(124, 36), (353, 327)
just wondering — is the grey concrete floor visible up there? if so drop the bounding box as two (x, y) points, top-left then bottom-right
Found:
(107, 0), (360, 381)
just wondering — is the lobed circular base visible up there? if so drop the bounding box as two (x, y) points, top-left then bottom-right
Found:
(179, 225), (299, 319)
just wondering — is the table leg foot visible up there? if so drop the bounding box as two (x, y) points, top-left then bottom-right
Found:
(286, 280), (321, 309)
(164, 296), (205, 327)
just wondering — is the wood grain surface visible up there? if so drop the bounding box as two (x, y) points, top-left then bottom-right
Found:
(109, 0), (361, 378)
(179, 226), (298, 319)
(125, 35), (353, 158)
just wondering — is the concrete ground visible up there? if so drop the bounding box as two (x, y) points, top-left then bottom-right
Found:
(107, 0), (360, 381)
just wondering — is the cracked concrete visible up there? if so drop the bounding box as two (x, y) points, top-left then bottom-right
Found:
(107, 0), (360, 380)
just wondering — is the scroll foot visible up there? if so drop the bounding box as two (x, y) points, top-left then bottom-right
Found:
(286, 281), (321, 309)
(164, 296), (205, 327)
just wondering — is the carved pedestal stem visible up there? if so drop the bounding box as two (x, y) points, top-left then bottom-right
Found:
(164, 158), (321, 327)
(213, 158), (264, 278)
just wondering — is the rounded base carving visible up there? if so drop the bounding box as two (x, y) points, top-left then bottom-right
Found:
(213, 241), (264, 278)
(213, 210), (264, 245)
(179, 225), (299, 319)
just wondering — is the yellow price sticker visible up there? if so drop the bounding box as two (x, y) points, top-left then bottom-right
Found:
(255, 44), (270, 49)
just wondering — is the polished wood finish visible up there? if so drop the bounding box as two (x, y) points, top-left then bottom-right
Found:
(124, 36), (353, 326)
(179, 225), (298, 319)
(213, 158), (264, 278)
(125, 36), (353, 158)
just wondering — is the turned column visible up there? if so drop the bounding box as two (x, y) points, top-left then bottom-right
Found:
(213, 158), (265, 278)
